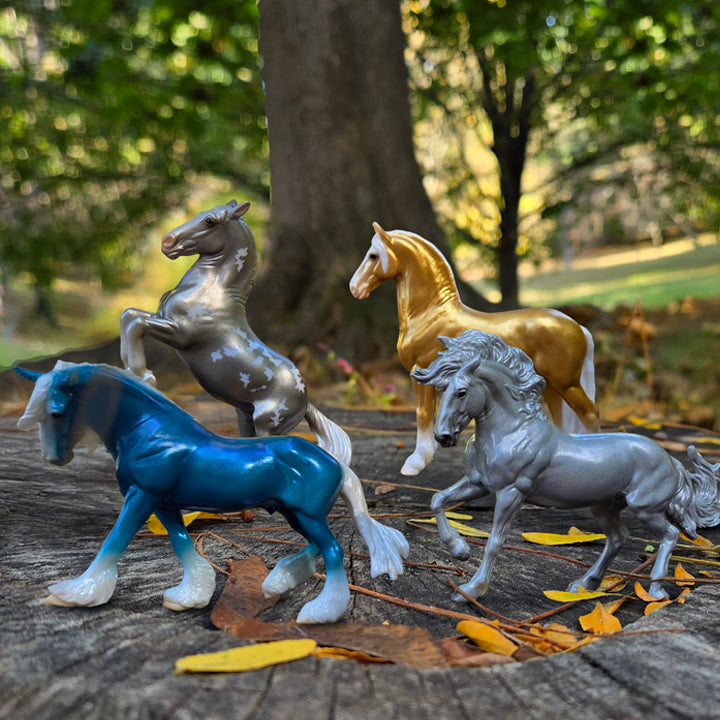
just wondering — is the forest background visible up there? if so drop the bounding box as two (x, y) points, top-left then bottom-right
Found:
(1, 0), (720, 426)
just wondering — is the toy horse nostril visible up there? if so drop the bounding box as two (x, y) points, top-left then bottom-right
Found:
(437, 433), (456, 447)
(161, 234), (176, 253)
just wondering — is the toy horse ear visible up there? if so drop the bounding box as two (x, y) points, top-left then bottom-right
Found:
(372, 222), (393, 247)
(230, 201), (251, 219)
(13, 366), (43, 383)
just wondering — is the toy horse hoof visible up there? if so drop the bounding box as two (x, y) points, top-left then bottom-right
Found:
(567, 578), (600, 593)
(647, 583), (670, 601)
(453, 581), (488, 602)
(401, 451), (431, 476)
(142, 370), (157, 386)
(46, 567), (118, 607)
(447, 537), (471, 561)
(163, 562), (216, 611)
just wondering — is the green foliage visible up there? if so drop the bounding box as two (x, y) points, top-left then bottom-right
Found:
(405, 0), (720, 299)
(0, 0), (266, 310)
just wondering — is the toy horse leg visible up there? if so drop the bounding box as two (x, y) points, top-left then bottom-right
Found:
(455, 482), (527, 600)
(153, 508), (216, 610)
(544, 384), (600, 434)
(635, 509), (680, 599)
(402, 379), (438, 475)
(235, 403), (257, 437)
(340, 466), (409, 580)
(262, 543), (320, 597)
(431, 475), (490, 561)
(120, 308), (159, 385)
(46, 485), (157, 607)
(288, 513), (349, 624)
(568, 503), (628, 592)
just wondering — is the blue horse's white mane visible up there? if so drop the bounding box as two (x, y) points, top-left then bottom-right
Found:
(17, 361), (162, 458)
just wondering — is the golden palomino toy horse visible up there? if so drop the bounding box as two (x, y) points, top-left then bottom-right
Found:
(349, 223), (600, 475)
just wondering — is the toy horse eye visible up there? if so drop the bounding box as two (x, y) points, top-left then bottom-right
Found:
(204, 217), (215, 226)
(457, 388), (467, 398)
(369, 253), (378, 260)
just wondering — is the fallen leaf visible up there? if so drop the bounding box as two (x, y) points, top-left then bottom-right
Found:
(543, 590), (610, 602)
(146, 511), (224, 535)
(644, 599), (672, 615)
(674, 562), (695, 587)
(313, 647), (389, 664)
(175, 639), (317, 674)
(679, 533), (716, 549)
(579, 602), (622, 634)
(522, 529), (605, 545)
(599, 575), (627, 592)
(634, 581), (667, 603)
(456, 620), (518, 656)
(373, 483), (396, 495)
(676, 588), (692, 604)
(409, 517), (489, 538)
(211, 559), (446, 668)
(603, 596), (630, 615)
(439, 638), (516, 667)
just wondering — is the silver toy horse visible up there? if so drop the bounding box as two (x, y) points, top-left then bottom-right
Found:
(413, 330), (720, 600)
(120, 200), (408, 579)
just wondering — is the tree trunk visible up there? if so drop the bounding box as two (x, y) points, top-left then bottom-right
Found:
(253, 0), (492, 362)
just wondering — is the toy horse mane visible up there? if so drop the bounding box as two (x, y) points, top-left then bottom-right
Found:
(383, 228), (460, 307)
(17, 361), (167, 455)
(413, 330), (547, 417)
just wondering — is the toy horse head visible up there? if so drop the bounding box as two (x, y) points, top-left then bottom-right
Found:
(161, 199), (252, 259)
(15, 362), (98, 465)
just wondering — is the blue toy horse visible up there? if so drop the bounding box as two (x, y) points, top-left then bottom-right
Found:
(16, 361), (351, 623)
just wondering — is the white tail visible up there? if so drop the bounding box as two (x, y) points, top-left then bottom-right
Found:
(305, 403), (351, 465)
(561, 325), (597, 434)
(304, 403), (409, 578)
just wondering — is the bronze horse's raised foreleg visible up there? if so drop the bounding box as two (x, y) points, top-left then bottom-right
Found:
(120, 308), (190, 385)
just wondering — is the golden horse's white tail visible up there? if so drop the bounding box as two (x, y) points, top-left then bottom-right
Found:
(304, 403), (409, 579)
(561, 325), (597, 434)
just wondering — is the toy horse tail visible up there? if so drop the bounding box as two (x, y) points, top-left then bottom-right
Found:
(305, 403), (352, 466)
(668, 446), (720, 538)
(306, 403), (409, 579)
(561, 325), (597, 434)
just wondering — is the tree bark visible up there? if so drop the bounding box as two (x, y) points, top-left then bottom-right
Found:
(253, 0), (492, 362)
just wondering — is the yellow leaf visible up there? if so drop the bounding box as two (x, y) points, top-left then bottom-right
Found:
(634, 581), (667, 603)
(146, 511), (223, 535)
(644, 599), (671, 616)
(579, 602), (622, 634)
(603, 596), (629, 615)
(444, 511), (474, 520)
(626, 415), (662, 429)
(676, 588), (692, 604)
(543, 590), (609, 602)
(679, 533), (716, 549)
(599, 574), (627, 592)
(175, 639), (317, 674)
(456, 620), (518, 656)
(522, 530), (605, 546)
(409, 518), (489, 538)
(674, 562), (695, 587)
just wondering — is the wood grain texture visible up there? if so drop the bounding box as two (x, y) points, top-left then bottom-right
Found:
(2, 404), (720, 720)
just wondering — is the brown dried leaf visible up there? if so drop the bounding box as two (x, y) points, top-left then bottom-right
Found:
(439, 638), (516, 667)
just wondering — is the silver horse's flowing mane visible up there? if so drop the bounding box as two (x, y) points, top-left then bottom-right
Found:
(413, 330), (547, 417)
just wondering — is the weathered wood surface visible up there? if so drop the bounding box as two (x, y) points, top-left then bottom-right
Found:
(2, 383), (720, 720)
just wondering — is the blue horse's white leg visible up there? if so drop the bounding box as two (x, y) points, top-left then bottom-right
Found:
(455, 483), (527, 600)
(568, 503), (627, 592)
(46, 485), (156, 607)
(290, 514), (349, 624)
(153, 508), (216, 611)
(339, 466), (409, 580)
(262, 543), (320, 597)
